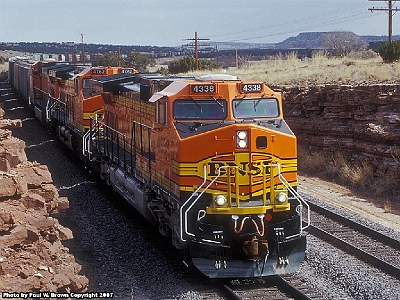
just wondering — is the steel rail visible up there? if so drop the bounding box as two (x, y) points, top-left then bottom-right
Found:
(306, 201), (400, 279)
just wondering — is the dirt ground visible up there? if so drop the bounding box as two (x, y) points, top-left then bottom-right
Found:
(298, 175), (400, 233)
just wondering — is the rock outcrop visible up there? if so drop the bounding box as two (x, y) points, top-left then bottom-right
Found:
(0, 107), (88, 292)
(282, 84), (400, 178)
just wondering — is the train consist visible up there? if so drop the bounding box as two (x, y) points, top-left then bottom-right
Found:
(9, 57), (309, 278)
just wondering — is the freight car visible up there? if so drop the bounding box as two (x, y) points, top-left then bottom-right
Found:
(9, 58), (309, 278)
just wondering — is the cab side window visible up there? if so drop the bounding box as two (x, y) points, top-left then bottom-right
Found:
(157, 101), (167, 126)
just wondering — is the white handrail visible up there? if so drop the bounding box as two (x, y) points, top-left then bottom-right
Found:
(180, 165), (235, 241)
(82, 129), (92, 156)
(179, 163), (309, 242)
(179, 165), (208, 241)
(274, 163), (310, 234)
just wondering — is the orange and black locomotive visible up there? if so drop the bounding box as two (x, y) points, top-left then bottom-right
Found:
(9, 57), (309, 278)
(88, 73), (310, 278)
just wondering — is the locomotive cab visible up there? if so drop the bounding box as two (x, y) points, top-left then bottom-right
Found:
(148, 75), (309, 278)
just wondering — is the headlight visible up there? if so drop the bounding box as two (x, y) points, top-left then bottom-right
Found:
(214, 195), (227, 206)
(237, 131), (247, 139)
(276, 192), (288, 203)
(236, 130), (248, 149)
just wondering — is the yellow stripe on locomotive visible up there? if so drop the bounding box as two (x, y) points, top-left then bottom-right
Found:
(174, 154), (297, 215)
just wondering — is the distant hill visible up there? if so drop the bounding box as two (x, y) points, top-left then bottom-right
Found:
(210, 32), (398, 51)
(275, 32), (398, 49)
(276, 32), (329, 49)
(1, 32), (398, 59)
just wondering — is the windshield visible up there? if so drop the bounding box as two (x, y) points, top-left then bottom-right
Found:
(173, 99), (227, 120)
(233, 98), (279, 119)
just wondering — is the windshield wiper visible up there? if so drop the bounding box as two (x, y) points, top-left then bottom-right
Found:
(192, 99), (202, 113)
(253, 99), (262, 111)
(234, 99), (244, 110)
(212, 97), (223, 108)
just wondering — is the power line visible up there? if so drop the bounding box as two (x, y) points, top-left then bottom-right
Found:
(207, 3), (366, 41)
(369, 0), (400, 43)
(203, 4), (374, 44)
(213, 11), (375, 44)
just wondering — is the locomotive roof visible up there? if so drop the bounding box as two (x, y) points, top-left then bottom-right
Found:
(149, 81), (189, 103)
(195, 74), (238, 81)
(120, 82), (140, 92)
(47, 65), (75, 79)
(91, 73), (140, 94)
(70, 67), (91, 80)
(41, 62), (68, 70)
(93, 73), (138, 83)
(147, 74), (239, 103)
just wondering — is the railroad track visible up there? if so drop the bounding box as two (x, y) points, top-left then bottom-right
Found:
(306, 200), (400, 279)
(183, 274), (324, 300)
(183, 266), (325, 299)
(182, 271), (315, 299)
(217, 275), (325, 300)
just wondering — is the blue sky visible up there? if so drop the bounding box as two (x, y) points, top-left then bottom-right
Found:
(0, 0), (396, 46)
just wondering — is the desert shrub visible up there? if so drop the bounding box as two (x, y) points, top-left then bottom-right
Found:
(297, 147), (328, 175)
(298, 149), (372, 188)
(338, 160), (374, 189)
(298, 148), (399, 200)
(346, 49), (378, 60)
(342, 60), (356, 67)
(323, 152), (347, 179)
(168, 56), (216, 74)
(156, 66), (169, 76)
(379, 41), (400, 62)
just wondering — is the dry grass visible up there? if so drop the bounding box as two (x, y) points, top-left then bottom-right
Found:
(298, 146), (399, 205)
(384, 201), (392, 213)
(188, 50), (400, 87)
(0, 62), (7, 73)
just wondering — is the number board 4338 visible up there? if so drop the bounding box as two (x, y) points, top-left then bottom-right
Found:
(240, 83), (263, 93)
(190, 84), (217, 94)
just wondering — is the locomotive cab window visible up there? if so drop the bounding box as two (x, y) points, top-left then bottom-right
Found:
(233, 98), (279, 119)
(82, 78), (91, 89)
(74, 78), (79, 94)
(157, 101), (167, 125)
(173, 99), (227, 120)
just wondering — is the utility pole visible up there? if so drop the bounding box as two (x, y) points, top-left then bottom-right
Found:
(369, 0), (400, 43)
(81, 34), (85, 65)
(183, 31), (210, 70)
(215, 44), (219, 68)
(118, 47), (121, 67)
(235, 45), (238, 68)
